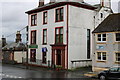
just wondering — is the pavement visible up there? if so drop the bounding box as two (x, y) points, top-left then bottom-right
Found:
(84, 72), (98, 78)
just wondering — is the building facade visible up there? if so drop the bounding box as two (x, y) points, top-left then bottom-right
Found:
(25, 0), (112, 69)
(92, 14), (120, 71)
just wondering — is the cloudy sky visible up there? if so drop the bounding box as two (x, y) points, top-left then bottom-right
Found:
(0, 0), (119, 42)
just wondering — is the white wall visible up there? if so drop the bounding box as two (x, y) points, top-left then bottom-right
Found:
(14, 51), (26, 63)
(28, 5), (68, 66)
(95, 7), (112, 28)
(68, 5), (95, 69)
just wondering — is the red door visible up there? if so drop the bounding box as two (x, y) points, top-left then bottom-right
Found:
(51, 45), (66, 69)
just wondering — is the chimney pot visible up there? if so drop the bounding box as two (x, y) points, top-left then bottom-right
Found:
(50, 0), (56, 3)
(16, 31), (22, 43)
(38, 0), (44, 7)
(2, 36), (7, 47)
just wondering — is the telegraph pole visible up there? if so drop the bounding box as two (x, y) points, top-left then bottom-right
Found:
(26, 26), (29, 69)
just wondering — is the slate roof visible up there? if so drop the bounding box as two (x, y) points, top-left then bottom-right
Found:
(93, 13), (120, 33)
(26, 2), (97, 14)
(2, 42), (27, 51)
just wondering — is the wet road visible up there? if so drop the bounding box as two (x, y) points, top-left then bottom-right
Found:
(1, 64), (98, 80)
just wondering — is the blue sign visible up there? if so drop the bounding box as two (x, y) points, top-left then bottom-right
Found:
(42, 47), (48, 52)
(99, 46), (104, 49)
(97, 46), (104, 49)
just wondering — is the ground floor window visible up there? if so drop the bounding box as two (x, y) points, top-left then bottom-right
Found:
(116, 53), (120, 62)
(97, 52), (106, 61)
(42, 52), (47, 64)
(30, 49), (36, 62)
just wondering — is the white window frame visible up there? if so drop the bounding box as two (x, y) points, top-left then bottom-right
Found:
(115, 52), (120, 62)
(97, 52), (107, 61)
(97, 34), (107, 42)
(115, 33), (120, 42)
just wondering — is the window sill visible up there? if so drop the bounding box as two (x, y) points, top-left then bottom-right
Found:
(30, 44), (37, 45)
(42, 43), (47, 45)
(115, 61), (120, 64)
(30, 60), (36, 63)
(42, 62), (47, 64)
(114, 42), (120, 44)
(55, 43), (64, 45)
(43, 23), (47, 25)
(97, 60), (106, 63)
(96, 42), (107, 44)
(55, 20), (64, 23)
(31, 25), (37, 26)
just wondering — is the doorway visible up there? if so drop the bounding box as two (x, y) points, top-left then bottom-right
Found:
(51, 44), (66, 69)
(56, 49), (61, 65)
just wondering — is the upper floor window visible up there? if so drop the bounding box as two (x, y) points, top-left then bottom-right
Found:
(97, 34), (106, 42)
(97, 52), (106, 61)
(43, 29), (47, 45)
(43, 11), (47, 24)
(115, 53), (120, 62)
(31, 30), (36, 44)
(31, 14), (37, 26)
(115, 33), (120, 41)
(55, 8), (63, 22)
(55, 27), (63, 44)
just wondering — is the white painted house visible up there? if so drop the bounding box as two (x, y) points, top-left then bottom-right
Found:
(25, 0), (112, 69)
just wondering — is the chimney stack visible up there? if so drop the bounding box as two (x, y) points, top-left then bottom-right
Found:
(16, 31), (22, 43)
(38, 0), (44, 7)
(2, 35), (7, 47)
(50, 0), (56, 3)
(100, 0), (111, 8)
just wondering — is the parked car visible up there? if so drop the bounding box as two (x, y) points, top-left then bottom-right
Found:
(98, 66), (120, 80)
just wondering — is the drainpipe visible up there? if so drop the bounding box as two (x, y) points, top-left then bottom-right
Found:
(66, 4), (69, 69)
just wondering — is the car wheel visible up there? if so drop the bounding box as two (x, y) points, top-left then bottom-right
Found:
(99, 75), (106, 80)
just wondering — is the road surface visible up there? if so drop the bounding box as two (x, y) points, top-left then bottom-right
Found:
(1, 64), (98, 80)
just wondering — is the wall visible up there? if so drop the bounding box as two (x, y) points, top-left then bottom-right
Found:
(94, 7), (112, 28)
(68, 5), (95, 69)
(14, 51), (26, 63)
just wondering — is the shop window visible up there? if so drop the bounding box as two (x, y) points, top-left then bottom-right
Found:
(30, 49), (36, 62)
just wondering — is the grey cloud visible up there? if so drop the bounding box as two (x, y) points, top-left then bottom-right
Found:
(1, 2), (36, 42)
